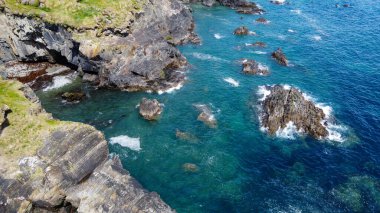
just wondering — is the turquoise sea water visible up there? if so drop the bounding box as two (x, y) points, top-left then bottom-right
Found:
(37, 1), (380, 212)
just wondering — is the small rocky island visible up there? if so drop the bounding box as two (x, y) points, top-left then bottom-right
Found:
(258, 85), (329, 139)
(139, 98), (163, 120)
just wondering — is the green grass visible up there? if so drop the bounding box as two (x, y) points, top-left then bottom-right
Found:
(3, 0), (146, 29)
(0, 79), (66, 158)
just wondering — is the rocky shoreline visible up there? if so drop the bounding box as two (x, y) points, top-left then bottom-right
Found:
(0, 80), (174, 212)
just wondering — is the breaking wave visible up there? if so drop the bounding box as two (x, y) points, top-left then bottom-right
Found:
(110, 135), (141, 151)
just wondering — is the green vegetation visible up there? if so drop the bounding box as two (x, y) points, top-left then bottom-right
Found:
(0, 79), (67, 158)
(3, 0), (146, 29)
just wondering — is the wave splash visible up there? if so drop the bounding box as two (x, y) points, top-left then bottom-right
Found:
(110, 135), (141, 151)
(223, 77), (240, 87)
(43, 75), (73, 91)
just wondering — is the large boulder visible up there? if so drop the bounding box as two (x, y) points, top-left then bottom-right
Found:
(242, 59), (269, 75)
(271, 48), (289, 66)
(258, 85), (328, 139)
(139, 98), (163, 120)
(61, 92), (85, 103)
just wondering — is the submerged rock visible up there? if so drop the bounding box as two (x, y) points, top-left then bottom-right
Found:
(61, 92), (86, 103)
(234, 26), (249, 35)
(242, 59), (269, 75)
(258, 85), (328, 139)
(271, 48), (289, 66)
(182, 163), (199, 172)
(248, 41), (267, 48)
(194, 104), (217, 128)
(139, 98), (163, 120)
(176, 129), (198, 143)
(256, 17), (269, 24)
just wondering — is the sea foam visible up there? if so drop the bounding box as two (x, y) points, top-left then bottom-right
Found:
(223, 77), (240, 87)
(110, 135), (141, 151)
(43, 76), (73, 91)
(192, 52), (228, 62)
(214, 33), (224, 39)
(158, 82), (184, 95)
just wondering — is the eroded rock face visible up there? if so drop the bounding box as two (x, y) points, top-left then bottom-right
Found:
(272, 48), (288, 66)
(242, 59), (269, 75)
(0, 124), (174, 213)
(258, 85), (328, 139)
(234, 26), (249, 35)
(0, 0), (198, 92)
(139, 98), (163, 120)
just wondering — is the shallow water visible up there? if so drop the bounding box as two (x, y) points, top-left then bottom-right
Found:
(37, 1), (380, 212)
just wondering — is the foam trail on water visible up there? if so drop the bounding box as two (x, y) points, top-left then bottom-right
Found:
(43, 76), (72, 91)
(253, 51), (267, 55)
(223, 77), (240, 87)
(191, 52), (228, 62)
(110, 135), (141, 151)
(291, 9), (302, 14)
(311, 35), (322, 41)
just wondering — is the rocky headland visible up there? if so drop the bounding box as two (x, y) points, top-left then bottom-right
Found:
(0, 79), (174, 212)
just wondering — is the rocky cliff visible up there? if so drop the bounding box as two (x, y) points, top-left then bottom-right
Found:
(0, 0), (198, 91)
(0, 79), (174, 212)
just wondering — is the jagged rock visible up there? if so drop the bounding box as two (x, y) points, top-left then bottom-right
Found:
(0, 40), (15, 64)
(182, 163), (199, 172)
(256, 17), (269, 24)
(139, 98), (163, 120)
(270, 0), (286, 5)
(0, 105), (11, 133)
(194, 104), (217, 128)
(271, 48), (289, 66)
(234, 26), (249, 35)
(242, 59), (269, 75)
(61, 92), (85, 103)
(258, 85), (328, 139)
(82, 73), (100, 85)
(0, 0), (198, 92)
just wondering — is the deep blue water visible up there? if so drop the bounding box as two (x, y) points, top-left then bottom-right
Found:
(37, 1), (380, 212)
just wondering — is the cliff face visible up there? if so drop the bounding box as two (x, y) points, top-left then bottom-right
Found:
(0, 79), (174, 212)
(0, 0), (198, 91)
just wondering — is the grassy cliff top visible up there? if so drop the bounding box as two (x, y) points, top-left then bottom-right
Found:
(3, 0), (146, 29)
(0, 79), (67, 158)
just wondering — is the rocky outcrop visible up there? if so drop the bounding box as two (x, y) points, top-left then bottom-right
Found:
(0, 80), (174, 212)
(0, 104), (10, 134)
(139, 98), (163, 120)
(247, 41), (266, 48)
(271, 48), (289, 66)
(61, 92), (85, 103)
(234, 26), (249, 35)
(194, 104), (217, 128)
(0, 0), (199, 92)
(258, 85), (328, 139)
(242, 59), (269, 75)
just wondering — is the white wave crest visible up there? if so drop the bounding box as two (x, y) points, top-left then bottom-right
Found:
(288, 29), (295, 33)
(214, 33), (224, 39)
(257, 86), (271, 101)
(253, 51), (267, 55)
(223, 77), (240, 87)
(158, 82), (184, 95)
(291, 9), (302, 14)
(311, 35), (322, 41)
(43, 76), (73, 91)
(110, 135), (141, 151)
(191, 52), (228, 62)
(276, 121), (301, 139)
